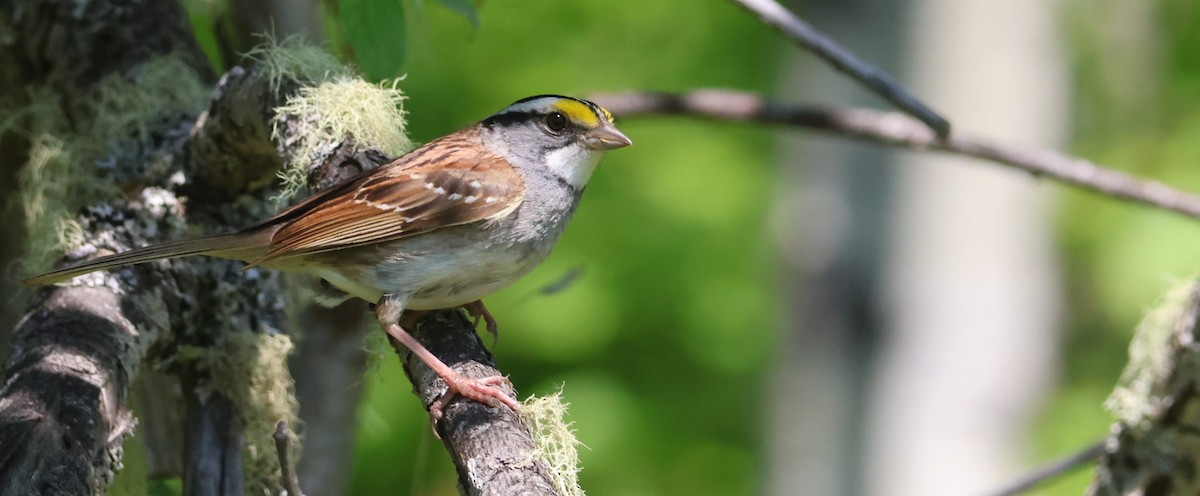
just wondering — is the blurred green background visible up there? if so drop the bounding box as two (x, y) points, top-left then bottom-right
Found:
(1037, 1), (1200, 493)
(99, 0), (1200, 494)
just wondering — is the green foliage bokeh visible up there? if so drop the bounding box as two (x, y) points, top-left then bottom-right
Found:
(1033, 1), (1200, 494)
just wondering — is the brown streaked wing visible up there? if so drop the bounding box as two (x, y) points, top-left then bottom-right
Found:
(250, 131), (525, 266)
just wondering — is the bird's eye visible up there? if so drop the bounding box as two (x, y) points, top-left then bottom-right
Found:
(544, 112), (568, 134)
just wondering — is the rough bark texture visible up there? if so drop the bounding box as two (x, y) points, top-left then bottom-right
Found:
(1089, 280), (1200, 495)
(0, 186), (194, 496)
(400, 311), (558, 496)
(0, 0), (213, 102)
(0, 287), (148, 496)
(0, 0), (301, 493)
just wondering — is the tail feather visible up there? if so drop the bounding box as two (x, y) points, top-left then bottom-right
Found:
(22, 230), (271, 286)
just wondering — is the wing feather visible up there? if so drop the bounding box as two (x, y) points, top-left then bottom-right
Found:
(249, 130), (524, 266)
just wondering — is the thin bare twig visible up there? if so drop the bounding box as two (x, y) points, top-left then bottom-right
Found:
(591, 90), (1200, 220)
(731, 0), (951, 137)
(274, 420), (305, 496)
(986, 440), (1106, 496)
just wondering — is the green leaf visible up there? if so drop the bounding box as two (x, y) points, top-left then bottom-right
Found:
(432, 0), (479, 29)
(340, 0), (407, 80)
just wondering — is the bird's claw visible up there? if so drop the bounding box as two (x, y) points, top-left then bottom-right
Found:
(429, 373), (521, 422)
(463, 300), (500, 345)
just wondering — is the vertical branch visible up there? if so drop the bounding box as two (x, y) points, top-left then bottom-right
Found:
(183, 393), (245, 496)
(273, 420), (305, 496)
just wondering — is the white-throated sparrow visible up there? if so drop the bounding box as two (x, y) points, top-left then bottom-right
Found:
(25, 94), (632, 415)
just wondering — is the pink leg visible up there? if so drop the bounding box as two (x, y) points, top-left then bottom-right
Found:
(463, 300), (499, 344)
(377, 298), (520, 419)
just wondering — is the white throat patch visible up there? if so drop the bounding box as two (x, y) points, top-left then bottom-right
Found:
(545, 143), (603, 189)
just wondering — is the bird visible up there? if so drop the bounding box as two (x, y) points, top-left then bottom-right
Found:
(24, 94), (632, 417)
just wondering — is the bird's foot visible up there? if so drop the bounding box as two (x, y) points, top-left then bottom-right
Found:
(429, 372), (521, 420)
(463, 300), (499, 345)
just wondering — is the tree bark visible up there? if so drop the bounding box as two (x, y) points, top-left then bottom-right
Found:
(398, 311), (559, 496)
(1089, 280), (1200, 495)
(0, 287), (147, 496)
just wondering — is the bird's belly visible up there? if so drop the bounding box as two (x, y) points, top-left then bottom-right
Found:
(391, 248), (546, 310)
(297, 195), (576, 310)
(350, 229), (555, 310)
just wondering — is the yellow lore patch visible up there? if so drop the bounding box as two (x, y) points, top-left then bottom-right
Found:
(553, 99), (600, 127)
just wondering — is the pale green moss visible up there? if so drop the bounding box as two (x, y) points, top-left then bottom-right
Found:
(179, 331), (299, 496)
(522, 391), (586, 496)
(13, 57), (208, 276)
(248, 36), (413, 202)
(243, 37), (414, 200)
(243, 36), (348, 93)
(1106, 277), (1200, 426)
(17, 132), (85, 274)
(271, 77), (412, 201)
(90, 56), (210, 145)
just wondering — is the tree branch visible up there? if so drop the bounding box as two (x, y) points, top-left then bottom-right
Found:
(1088, 280), (1200, 495)
(730, 0), (950, 136)
(0, 287), (147, 495)
(591, 89), (1200, 220)
(0, 3), (336, 495)
(394, 311), (558, 496)
(273, 420), (305, 496)
(986, 440), (1106, 496)
(183, 392), (245, 496)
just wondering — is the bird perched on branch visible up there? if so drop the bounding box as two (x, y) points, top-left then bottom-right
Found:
(25, 94), (632, 417)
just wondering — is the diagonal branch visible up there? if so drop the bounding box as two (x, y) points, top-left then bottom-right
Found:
(394, 311), (558, 496)
(985, 440), (1106, 496)
(591, 89), (1200, 220)
(731, 0), (951, 136)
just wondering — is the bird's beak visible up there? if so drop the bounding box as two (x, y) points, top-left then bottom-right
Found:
(586, 122), (633, 150)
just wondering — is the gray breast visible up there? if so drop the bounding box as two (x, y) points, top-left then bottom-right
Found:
(369, 169), (583, 309)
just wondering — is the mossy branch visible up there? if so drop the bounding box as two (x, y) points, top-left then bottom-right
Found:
(396, 311), (567, 496)
(1089, 278), (1200, 495)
